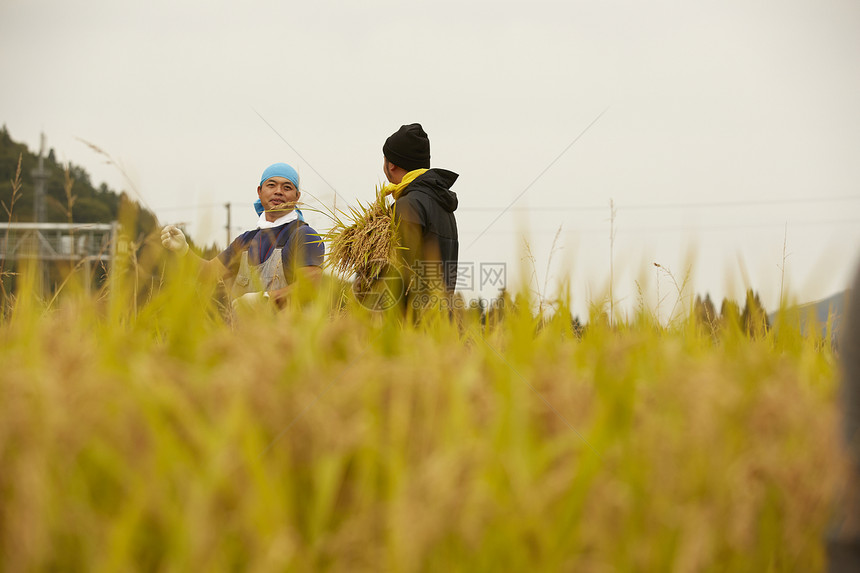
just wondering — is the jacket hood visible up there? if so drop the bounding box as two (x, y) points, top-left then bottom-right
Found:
(405, 168), (459, 212)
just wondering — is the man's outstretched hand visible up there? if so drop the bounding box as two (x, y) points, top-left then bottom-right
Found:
(161, 225), (189, 256)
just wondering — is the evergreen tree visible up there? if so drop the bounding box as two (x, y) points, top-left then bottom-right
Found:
(694, 293), (719, 335)
(0, 125), (125, 224)
(720, 297), (742, 331)
(742, 289), (770, 338)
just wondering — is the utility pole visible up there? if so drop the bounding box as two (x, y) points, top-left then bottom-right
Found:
(32, 133), (49, 224)
(609, 198), (616, 326)
(225, 202), (231, 247)
(31, 133), (50, 294)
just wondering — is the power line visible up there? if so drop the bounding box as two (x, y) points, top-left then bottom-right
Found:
(151, 202), (225, 212)
(153, 194), (859, 220)
(151, 196), (333, 214)
(464, 107), (610, 251)
(459, 217), (860, 236)
(458, 194), (860, 212)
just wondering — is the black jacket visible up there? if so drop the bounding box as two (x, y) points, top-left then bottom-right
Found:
(392, 169), (459, 293)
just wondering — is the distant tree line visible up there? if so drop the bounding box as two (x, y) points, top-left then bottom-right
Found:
(692, 290), (770, 338)
(1, 126), (167, 297)
(0, 125), (129, 223)
(460, 288), (773, 339)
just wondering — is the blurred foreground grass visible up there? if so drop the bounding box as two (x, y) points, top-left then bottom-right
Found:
(0, 254), (845, 572)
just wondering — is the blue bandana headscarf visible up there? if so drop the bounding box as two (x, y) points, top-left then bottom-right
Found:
(259, 162), (299, 188)
(255, 162), (303, 220)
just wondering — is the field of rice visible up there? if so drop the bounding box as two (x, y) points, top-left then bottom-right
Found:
(0, 250), (847, 572)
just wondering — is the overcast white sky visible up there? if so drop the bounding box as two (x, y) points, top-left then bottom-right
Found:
(2, 0), (859, 316)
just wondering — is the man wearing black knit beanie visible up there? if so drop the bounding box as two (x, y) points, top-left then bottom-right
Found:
(381, 123), (459, 310)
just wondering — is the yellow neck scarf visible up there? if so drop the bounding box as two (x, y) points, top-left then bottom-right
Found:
(382, 169), (428, 200)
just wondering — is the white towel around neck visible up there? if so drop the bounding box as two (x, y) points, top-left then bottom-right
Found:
(256, 209), (298, 230)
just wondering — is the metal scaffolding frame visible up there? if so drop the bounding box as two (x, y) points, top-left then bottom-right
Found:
(1, 222), (118, 262)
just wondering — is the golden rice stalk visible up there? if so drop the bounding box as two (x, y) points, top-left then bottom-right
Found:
(322, 188), (399, 284)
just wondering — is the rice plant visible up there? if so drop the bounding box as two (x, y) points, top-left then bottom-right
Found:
(0, 237), (846, 572)
(321, 188), (399, 288)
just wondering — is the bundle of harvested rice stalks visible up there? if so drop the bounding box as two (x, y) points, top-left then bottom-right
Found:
(321, 188), (400, 287)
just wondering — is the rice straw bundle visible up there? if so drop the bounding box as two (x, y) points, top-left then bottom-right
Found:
(322, 189), (399, 285)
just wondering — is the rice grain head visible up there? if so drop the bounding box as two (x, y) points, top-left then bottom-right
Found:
(322, 188), (399, 287)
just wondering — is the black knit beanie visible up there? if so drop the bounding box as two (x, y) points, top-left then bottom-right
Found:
(383, 123), (431, 171)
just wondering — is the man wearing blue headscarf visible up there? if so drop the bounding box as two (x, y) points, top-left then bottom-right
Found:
(160, 162), (324, 309)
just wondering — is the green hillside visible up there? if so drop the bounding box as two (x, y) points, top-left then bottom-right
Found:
(1, 125), (127, 224)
